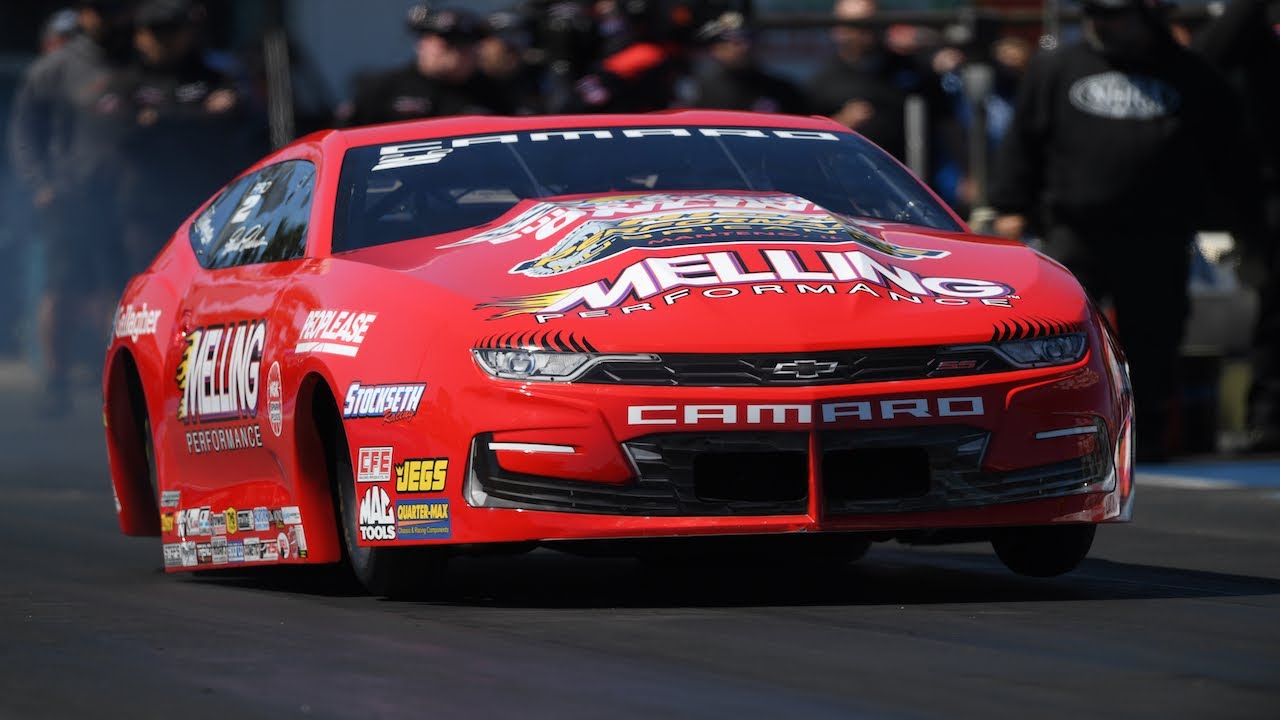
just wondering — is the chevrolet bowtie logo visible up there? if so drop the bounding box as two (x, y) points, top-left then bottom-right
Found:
(771, 360), (839, 379)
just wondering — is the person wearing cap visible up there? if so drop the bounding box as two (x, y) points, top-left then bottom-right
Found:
(686, 10), (806, 114)
(40, 8), (82, 55)
(339, 6), (511, 127)
(805, 0), (948, 165)
(114, 0), (260, 275)
(989, 0), (1262, 461)
(7, 1), (139, 416)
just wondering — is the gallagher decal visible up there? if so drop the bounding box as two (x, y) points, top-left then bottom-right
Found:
(175, 319), (267, 453)
(114, 303), (161, 341)
(478, 248), (1014, 321)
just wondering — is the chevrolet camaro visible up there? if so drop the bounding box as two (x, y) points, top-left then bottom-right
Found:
(104, 111), (1134, 595)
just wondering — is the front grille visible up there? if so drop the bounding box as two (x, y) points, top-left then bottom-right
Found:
(820, 425), (1113, 514)
(576, 347), (1011, 386)
(471, 432), (809, 516)
(468, 425), (1114, 516)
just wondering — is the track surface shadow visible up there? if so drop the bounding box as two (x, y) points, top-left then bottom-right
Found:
(186, 546), (1280, 609)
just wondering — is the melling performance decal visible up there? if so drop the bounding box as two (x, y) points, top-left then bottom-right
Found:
(478, 247), (1016, 321)
(446, 194), (949, 275)
(176, 319), (267, 453)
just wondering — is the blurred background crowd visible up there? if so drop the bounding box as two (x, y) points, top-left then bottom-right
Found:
(1, 0), (1277, 459)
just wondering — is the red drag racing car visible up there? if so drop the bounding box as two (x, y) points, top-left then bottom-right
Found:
(103, 111), (1134, 595)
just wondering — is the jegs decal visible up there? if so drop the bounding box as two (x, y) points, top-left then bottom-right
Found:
(394, 458), (448, 493)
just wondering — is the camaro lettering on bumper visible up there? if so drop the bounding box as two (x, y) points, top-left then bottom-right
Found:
(627, 397), (985, 425)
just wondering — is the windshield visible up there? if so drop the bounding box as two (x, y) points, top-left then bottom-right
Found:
(332, 126), (963, 252)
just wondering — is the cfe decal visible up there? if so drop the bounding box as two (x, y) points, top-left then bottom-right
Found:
(357, 447), (393, 482)
(358, 486), (396, 541)
(394, 458), (448, 493)
(296, 310), (377, 357)
(478, 247), (1015, 321)
(176, 319), (267, 453)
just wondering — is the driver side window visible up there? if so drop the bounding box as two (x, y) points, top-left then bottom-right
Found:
(188, 160), (317, 269)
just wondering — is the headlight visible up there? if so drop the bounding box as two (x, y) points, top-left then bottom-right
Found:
(472, 349), (660, 382)
(992, 333), (1087, 368)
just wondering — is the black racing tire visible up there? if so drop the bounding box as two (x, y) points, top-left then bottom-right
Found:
(333, 423), (446, 598)
(991, 524), (1097, 578)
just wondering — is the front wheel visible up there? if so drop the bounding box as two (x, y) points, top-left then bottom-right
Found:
(991, 524), (1097, 578)
(334, 424), (446, 597)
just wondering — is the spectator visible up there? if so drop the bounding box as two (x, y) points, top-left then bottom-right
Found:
(479, 10), (543, 115)
(989, 0), (1261, 461)
(1193, 0), (1280, 452)
(685, 10), (807, 114)
(338, 7), (509, 127)
(41, 8), (82, 55)
(7, 0), (138, 416)
(565, 0), (689, 113)
(115, 0), (260, 276)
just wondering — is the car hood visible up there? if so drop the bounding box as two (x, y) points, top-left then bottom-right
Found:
(342, 191), (1089, 352)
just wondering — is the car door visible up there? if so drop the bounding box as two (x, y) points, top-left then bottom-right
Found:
(162, 160), (317, 512)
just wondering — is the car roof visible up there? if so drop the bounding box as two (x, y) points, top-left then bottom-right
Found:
(329, 110), (850, 149)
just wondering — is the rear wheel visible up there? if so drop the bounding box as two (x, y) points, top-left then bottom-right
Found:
(992, 524), (1096, 577)
(333, 421), (446, 598)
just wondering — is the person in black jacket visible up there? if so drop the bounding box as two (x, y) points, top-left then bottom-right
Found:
(339, 7), (510, 127)
(989, 0), (1260, 461)
(6, 0), (137, 416)
(686, 11), (806, 114)
(1194, 0), (1280, 453)
(116, 0), (260, 275)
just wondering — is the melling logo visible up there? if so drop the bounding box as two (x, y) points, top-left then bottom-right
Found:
(358, 486), (396, 541)
(176, 319), (266, 423)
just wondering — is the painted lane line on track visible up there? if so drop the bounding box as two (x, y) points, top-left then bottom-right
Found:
(1136, 460), (1280, 490)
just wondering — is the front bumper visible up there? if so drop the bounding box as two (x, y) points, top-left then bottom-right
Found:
(430, 355), (1133, 545)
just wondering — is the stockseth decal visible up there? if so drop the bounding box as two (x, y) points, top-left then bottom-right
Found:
(358, 486), (397, 541)
(357, 447), (393, 482)
(176, 319), (267, 454)
(342, 382), (426, 422)
(479, 248), (1015, 321)
(295, 310), (377, 357)
(1068, 72), (1179, 120)
(374, 128), (840, 172)
(394, 458), (448, 493)
(267, 361), (283, 437)
(114, 303), (161, 341)
(627, 397), (985, 426)
(396, 499), (451, 539)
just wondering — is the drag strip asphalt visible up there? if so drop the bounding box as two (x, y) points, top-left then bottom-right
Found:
(1, 374), (1277, 719)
